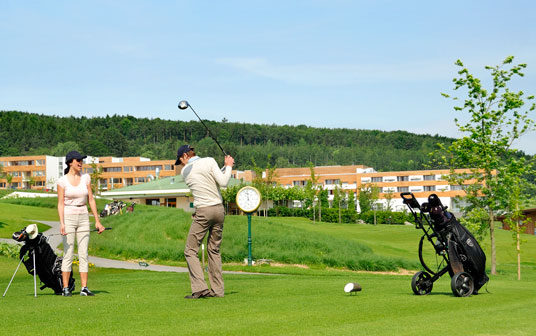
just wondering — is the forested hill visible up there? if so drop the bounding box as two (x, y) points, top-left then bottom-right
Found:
(0, 110), (454, 171)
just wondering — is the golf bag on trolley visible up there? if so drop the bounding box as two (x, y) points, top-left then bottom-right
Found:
(13, 228), (75, 295)
(401, 192), (489, 297)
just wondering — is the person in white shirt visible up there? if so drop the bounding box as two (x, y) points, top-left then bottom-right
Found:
(57, 151), (105, 297)
(176, 144), (234, 299)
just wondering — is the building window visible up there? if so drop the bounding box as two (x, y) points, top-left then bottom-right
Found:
(164, 164), (173, 170)
(146, 199), (160, 206)
(13, 160), (33, 166)
(0, 161), (7, 167)
(32, 170), (45, 177)
(124, 166), (133, 172)
(104, 167), (122, 173)
(325, 179), (340, 185)
(293, 180), (306, 186)
(100, 179), (108, 186)
(11, 182), (20, 188)
(0, 182), (5, 188)
(126, 178), (133, 186)
(371, 177), (382, 183)
(11, 171), (21, 177)
(83, 168), (94, 174)
(135, 177), (146, 183)
(35, 181), (45, 187)
(110, 177), (121, 184)
(166, 198), (176, 207)
(451, 185), (464, 191)
(136, 165), (162, 172)
(397, 186), (409, 192)
(424, 186), (436, 191)
(423, 175), (435, 181)
(397, 176), (409, 181)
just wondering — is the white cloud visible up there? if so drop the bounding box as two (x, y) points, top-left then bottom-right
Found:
(216, 57), (456, 85)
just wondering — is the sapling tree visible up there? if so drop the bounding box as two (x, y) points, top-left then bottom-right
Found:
(439, 56), (535, 274)
(497, 156), (535, 280)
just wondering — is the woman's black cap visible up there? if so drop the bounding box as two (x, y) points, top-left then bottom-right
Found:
(65, 151), (87, 163)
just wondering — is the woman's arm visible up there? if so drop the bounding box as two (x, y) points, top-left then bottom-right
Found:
(86, 181), (105, 233)
(57, 185), (66, 235)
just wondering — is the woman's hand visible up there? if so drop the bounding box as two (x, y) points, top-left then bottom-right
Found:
(95, 218), (105, 234)
(60, 223), (66, 236)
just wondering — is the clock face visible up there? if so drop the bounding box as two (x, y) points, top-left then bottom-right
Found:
(236, 186), (262, 213)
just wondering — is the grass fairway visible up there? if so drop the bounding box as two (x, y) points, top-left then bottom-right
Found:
(1, 257), (535, 335)
(2, 202), (536, 334)
(0, 203), (56, 237)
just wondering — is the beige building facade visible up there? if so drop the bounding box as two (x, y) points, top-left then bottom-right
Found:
(1, 155), (473, 213)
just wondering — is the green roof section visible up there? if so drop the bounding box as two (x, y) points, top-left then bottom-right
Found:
(109, 175), (188, 192)
(103, 174), (243, 194)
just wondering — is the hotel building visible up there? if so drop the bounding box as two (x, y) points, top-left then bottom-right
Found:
(0, 155), (177, 191)
(1, 155), (472, 213)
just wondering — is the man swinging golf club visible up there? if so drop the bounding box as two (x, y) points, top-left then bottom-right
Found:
(176, 144), (234, 299)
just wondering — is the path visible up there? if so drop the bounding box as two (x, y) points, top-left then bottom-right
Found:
(2, 220), (267, 275)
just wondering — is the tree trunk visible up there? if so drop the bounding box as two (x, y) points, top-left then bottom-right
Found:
(516, 218), (521, 280)
(489, 210), (497, 275)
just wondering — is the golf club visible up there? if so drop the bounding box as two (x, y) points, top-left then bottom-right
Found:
(178, 100), (228, 156)
(48, 227), (113, 236)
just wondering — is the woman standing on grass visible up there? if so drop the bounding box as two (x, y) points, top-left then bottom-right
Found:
(57, 151), (105, 297)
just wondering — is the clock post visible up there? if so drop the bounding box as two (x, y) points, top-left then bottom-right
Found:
(235, 186), (262, 267)
(247, 213), (253, 266)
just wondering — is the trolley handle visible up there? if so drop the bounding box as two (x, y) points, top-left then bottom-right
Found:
(401, 192), (420, 209)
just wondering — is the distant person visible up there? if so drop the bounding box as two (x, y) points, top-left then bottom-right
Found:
(176, 144), (234, 299)
(57, 151), (105, 297)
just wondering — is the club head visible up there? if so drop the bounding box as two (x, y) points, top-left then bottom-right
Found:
(178, 100), (190, 110)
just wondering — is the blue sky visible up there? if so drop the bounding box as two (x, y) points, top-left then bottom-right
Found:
(1, 0), (535, 154)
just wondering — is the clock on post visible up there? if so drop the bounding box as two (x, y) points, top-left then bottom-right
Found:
(235, 186), (262, 266)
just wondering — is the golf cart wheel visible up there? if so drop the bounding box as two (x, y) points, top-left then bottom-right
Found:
(451, 272), (474, 297)
(411, 271), (433, 295)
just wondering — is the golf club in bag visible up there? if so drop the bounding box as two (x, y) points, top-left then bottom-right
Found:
(401, 192), (489, 297)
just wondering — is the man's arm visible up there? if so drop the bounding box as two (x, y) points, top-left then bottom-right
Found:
(211, 156), (234, 187)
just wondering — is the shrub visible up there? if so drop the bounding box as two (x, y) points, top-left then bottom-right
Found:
(0, 243), (21, 259)
(358, 210), (412, 225)
(267, 206), (359, 224)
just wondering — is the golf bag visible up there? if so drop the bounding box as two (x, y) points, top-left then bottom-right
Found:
(401, 192), (489, 297)
(15, 232), (75, 295)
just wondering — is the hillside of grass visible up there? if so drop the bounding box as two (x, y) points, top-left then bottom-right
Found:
(0, 195), (110, 210)
(90, 205), (536, 273)
(0, 203), (56, 237)
(90, 206), (419, 272)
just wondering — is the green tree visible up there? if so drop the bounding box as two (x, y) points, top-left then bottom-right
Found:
(498, 156), (535, 280)
(51, 141), (80, 156)
(306, 163), (322, 223)
(358, 183), (379, 213)
(89, 162), (103, 196)
(383, 190), (394, 212)
(439, 56), (535, 274)
(27, 175), (36, 189)
(5, 174), (13, 189)
(347, 190), (356, 212)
